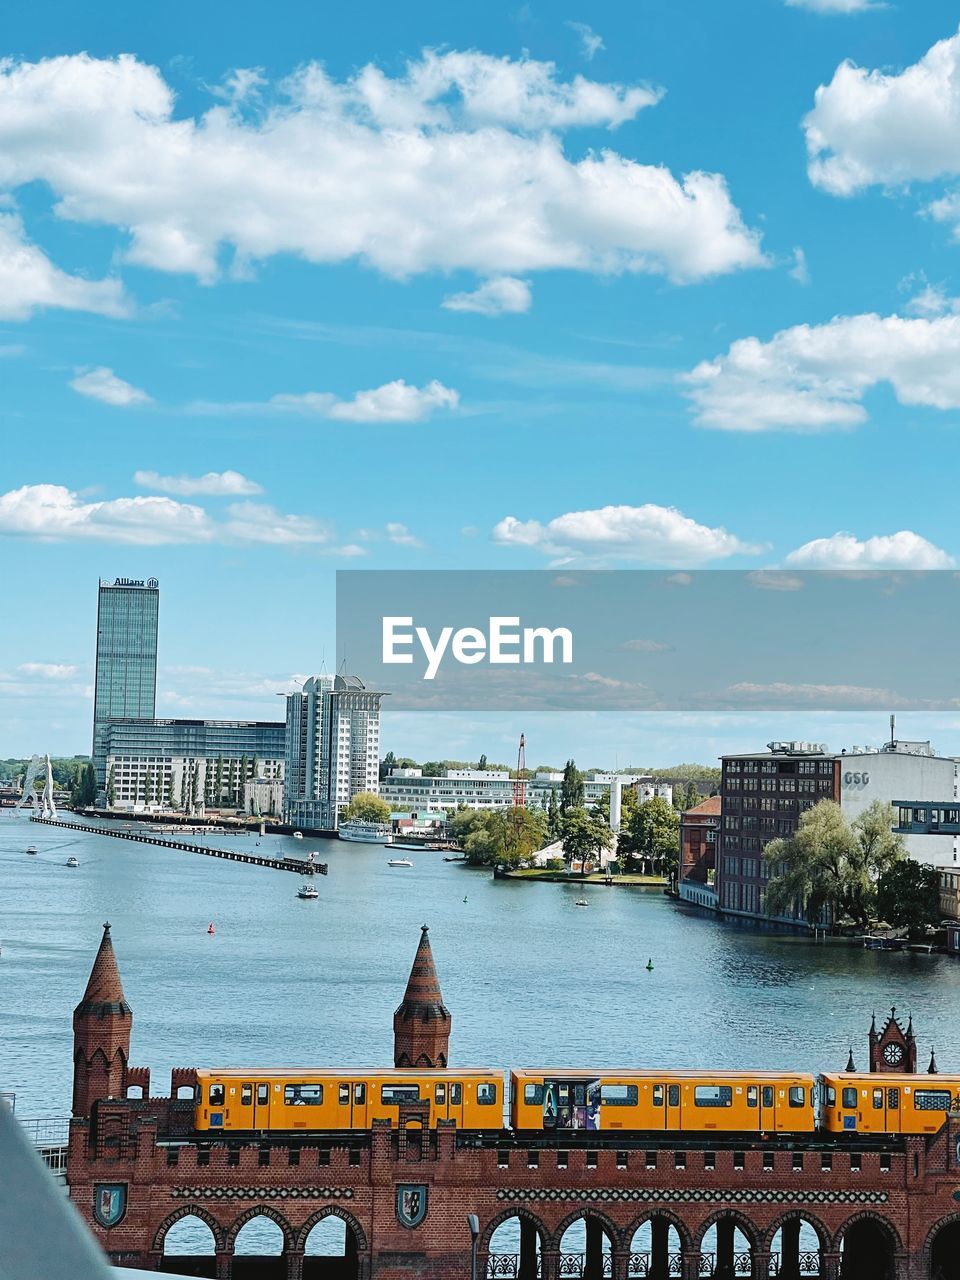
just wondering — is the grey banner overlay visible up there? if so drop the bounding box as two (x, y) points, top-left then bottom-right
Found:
(336, 570), (959, 712)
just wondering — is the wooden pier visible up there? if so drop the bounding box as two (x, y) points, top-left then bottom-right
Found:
(28, 816), (328, 876)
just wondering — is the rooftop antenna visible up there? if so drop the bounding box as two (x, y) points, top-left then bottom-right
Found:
(889, 713), (896, 750)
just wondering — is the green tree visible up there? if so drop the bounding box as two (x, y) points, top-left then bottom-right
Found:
(560, 760), (584, 813)
(106, 764), (116, 808)
(877, 860), (941, 936)
(379, 750), (397, 781)
(560, 806), (613, 877)
(477, 754), (487, 771)
(546, 790), (561, 840)
(215, 754), (224, 806)
(342, 791), (392, 823)
(167, 771), (178, 810)
(620, 796), (680, 877)
(764, 799), (906, 929)
(683, 781), (701, 811)
(455, 807), (548, 868)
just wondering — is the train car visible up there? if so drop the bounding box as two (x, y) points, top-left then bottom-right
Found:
(510, 1070), (817, 1134)
(194, 1068), (503, 1133)
(820, 1072), (960, 1136)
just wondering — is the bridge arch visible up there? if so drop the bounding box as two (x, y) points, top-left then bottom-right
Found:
(480, 1206), (549, 1255)
(761, 1209), (830, 1254)
(833, 1211), (901, 1280)
(922, 1211), (960, 1279)
(152, 1205), (226, 1254)
(296, 1206), (369, 1255)
(696, 1209), (760, 1251)
(624, 1208), (694, 1254)
(551, 1207), (622, 1253)
(225, 1204), (296, 1253)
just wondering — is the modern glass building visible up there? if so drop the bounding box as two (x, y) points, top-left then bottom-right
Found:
(92, 578), (160, 786)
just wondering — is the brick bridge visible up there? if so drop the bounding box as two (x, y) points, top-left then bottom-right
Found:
(67, 924), (960, 1280)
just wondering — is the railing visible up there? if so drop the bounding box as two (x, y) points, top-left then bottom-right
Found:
(769, 1253), (821, 1276)
(627, 1253), (683, 1276)
(488, 1252), (820, 1280)
(487, 1256), (543, 1277)
(558, 1255), (613, 1277)
(19, 1116), (70, 1146)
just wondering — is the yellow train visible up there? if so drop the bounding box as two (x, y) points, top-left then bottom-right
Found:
(510, 1071), (817, 1133)
(820, 1072), (960, 1135)
(194, 1068), (502, 1133)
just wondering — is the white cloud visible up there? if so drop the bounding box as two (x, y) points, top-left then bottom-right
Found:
(805, 30), (960, 200)
(620, 638), (672, 652)
(0, 52), (765, 286)
(17, 662), (78, 678)
(491, 503), (763, 566)
(0, 484), (214, 544)
(70, 366), (152, 406)
(789, 247), (810, 285)
(726, 681), (905, 707)
(786, 0), (883, 12)
(222, 501), (365, 552)
(134, 469), (263, 496)
(784, 530), (955, 569)
(567, 21), (605, 60)
(687, 311), (960, 432)
(271, 379), (460, 422)
(0, 211), (127, 320)
(385, 522), (424, 548)
(442, 275), (532, 316)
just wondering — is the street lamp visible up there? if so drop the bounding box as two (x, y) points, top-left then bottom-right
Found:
(467, 1214), (480, 1280)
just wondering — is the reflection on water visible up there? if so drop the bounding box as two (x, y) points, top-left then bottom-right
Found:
(3, 811), (960, 1127)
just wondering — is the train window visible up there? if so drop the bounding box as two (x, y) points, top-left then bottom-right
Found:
(914, 1090), (951, 1111)
(872, 1089), (883, 1110)
(887, 1088), (899, 1110)
(435, 1083), (446, 1105)
(209, 1084), (225, 1105)
(285, 1084), (324, 1106)
(668, 1085), (680, 1107)
(746, 1086), (758, 1108)
(600, 1084), (638, 1106)
(477, 1082), (497, 1106)
(382, 1084), (420, 1105)
(841, 1088), (857, 1109)
(241, 1085), (252, 1106)
(354, 1083), (365, 1104)
(694, 1086), (733, 1108)
(524, 1084), (544, 1105)
(826, 1085), (836, 1106)
(450, 1083), (463, 1106)
(339, 1084), (350, 1105)
(652, 1085), (664, 1107)
(257, 1084), (269, 1105)
(788, 1087), (805, 1108)
(762, 1086), (774, 1108)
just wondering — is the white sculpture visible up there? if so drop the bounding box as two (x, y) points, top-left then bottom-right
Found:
(41, 755), (57, 819)
(16, 754), (57, 819)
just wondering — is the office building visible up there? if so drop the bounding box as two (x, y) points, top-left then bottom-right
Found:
(103, 718), (284, 811)
(92, 577), (160, 785)
(283, 675), (384, 831)
(379, 768), (671, 815)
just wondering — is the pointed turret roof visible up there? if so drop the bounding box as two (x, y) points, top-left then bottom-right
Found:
(929, 1048), (939, 1074)
(74, 923), (131, 1019)
(394, 925), (449, 1022)
(846, 1048), (856, 1072)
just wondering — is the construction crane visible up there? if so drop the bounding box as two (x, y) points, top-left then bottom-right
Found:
(513, 734), (526, 808)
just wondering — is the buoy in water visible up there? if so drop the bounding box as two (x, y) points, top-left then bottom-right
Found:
(207, 923), (215, 935)
(645, 958), (654, 971)
(463, 895), (468, 903)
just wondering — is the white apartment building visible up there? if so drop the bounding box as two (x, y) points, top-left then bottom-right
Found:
(379, 768), (672, 816)
(283, 674), (384, 831)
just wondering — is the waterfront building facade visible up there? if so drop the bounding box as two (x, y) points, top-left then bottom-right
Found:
(102, 718), (284, 812)
(92, 577), (160, 786)
(379, 767), (671, 816)
(283, 674), (384, 830)
(714, 738), (959, 928)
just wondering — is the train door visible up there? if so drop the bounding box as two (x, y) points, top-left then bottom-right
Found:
(447, 1080), (464, 1127)
(234, 1081), (255, 1129)
(868, 1083), (891, 1132)
(884, 1085), (900, 1133)
(665, 1082), (682, 1130)
(252, 1080), (272, 1129)
(351, 1081), (369, 1128)
(760, 1083), (776, 1131)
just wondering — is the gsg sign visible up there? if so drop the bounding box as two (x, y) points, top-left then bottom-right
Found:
(844, 771), (870, 786)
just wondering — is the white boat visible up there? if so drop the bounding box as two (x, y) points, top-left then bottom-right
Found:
(297, 883), (320, 899)
(339, 820), (393, 845)
(26, 846), (37, 855)
(66, 857), (79, 868)
(574, 899), (589, 907)
(292, 831), (303, 839)
(387, 857), (414, 868)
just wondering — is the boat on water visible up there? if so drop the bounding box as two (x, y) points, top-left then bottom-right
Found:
(292, 831), (304, 839)
(340, 820), (393, 845)
(387, 857), (414, 868)
(297, 884), (320, 899)
(574, 899), (589, 907)
(26, 845), (37, 855)
(66, 856), (79, 868)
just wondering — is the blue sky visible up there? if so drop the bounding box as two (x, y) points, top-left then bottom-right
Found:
(5, 0), (960, 761)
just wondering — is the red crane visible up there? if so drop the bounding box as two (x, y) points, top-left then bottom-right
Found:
(513, 734), (526, 808)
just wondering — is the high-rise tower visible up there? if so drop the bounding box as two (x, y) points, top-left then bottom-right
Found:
(92, 577), (159, 787)
(393, 925), (451, 1068)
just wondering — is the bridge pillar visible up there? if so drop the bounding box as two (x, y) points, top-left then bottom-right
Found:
(680, 1251), (701, 1280)
(715, 1219), (735, 1280)
(519, 1217), (539, 1280)
(284, 1249), (304, 1280)
(216, 1249), (232, 1279)
(585, 1218), (605, 1279)
(651, 1218), (669, 1280)
(541, 1248), (560, 1280)
(820, 1251), (840, 1280)
(780, 1219), (801, 1279)
(752, 1251), (772, 1280)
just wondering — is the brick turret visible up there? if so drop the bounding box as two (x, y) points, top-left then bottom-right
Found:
(869, 1006), (918, 1074)
(393, 924), (451, 1068)
(72, 922), (132, 1116)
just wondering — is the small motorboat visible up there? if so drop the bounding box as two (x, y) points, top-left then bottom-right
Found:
(292, 831), (304, 839)
(66, 857), (79, 868)
(387, 857), (414, 868)
(574, 899), (589, 907)
(297, 884), (320, 899)
(26, 846), (37, 855)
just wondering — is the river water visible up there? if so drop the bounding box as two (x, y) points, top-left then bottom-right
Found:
(4, 810), (960, 1121)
